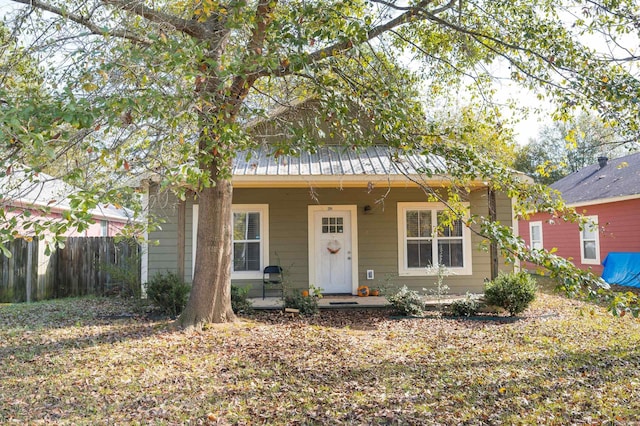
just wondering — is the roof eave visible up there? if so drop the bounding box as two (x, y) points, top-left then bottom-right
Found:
(232, 174), (488, 188)
(565, 193), (640, 208)
(7, 200), (133, 223)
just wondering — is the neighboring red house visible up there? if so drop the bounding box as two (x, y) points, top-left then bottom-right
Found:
(519, 152), (640, 276)
(1, 169), (133, 237)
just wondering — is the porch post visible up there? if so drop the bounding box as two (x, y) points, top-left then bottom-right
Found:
(488, 187), (498, 280)
(177, 199), (186, 280)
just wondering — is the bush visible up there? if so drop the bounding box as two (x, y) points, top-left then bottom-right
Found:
(484, 272), (537, 316)
(231, 285), (253, 314)
(145, 272), (190, 317)
(99, 240), (142, 298)
(284, 293), (319, 316)
(387, 285), (424, 317)
(449, 293), (480, 317)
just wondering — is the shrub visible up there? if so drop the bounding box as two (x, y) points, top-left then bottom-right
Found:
(284, 292), (319, 316)
(283, 285), (323, 316)
(484, 272), (537, 316)
(424, 264), (451, 315)
(387, 285), (424, 317)
(231, 285), (253, 314)
(449, 293), (480, 317)
(99, 240), (142, 298)
(145, 272), (190, 317)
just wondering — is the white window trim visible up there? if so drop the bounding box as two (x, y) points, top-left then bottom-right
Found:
(192, 204), (269, 280)
(100, 220), (109, 237)
(529, 221), (543, 250)
(580, 215), (600, 265)
(397, 202), (472, 276)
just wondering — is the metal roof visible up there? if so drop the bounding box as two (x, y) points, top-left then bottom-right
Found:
(1, 169), (134, 221)
(551, 151), (640, 204)
(232, 145), (447, 177)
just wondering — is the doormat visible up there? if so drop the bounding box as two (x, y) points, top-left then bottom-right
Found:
(329, 301), (358, 305)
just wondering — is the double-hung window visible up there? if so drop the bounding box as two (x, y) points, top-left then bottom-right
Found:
(580, 215), (600, 265)
(529, 221), (543, 250)
(100, 220), (109, 237)
(232, 209), (262, 273)
(398, 203), (472, 276)
(193, 204), (269, 279)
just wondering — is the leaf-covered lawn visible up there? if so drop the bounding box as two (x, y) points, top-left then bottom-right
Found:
(1, 290), (640, 425)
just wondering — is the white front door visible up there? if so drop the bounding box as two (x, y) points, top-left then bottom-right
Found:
(311, 208), (355, 294)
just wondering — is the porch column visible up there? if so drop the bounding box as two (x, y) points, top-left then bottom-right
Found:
(177, 199), (186, 280)
(488, 187), (498, 280)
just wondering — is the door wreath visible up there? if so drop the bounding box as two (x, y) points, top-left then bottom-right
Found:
(327, 239), (341, 254)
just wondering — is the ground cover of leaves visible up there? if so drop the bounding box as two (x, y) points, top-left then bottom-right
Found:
(1, 291), (639, 425)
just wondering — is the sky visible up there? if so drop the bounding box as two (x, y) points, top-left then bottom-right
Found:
(494, 82), (551, 146)
(1, 1), (636, 147)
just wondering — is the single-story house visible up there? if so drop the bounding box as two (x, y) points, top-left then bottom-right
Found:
(1, 168), (133, 237)
(142, 145), (520, 297)
(519, 152), (640, 276)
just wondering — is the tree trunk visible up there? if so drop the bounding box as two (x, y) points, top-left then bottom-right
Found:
(178, 173), (236, 329)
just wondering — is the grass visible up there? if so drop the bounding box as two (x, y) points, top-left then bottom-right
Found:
(1, 282), (640, 425)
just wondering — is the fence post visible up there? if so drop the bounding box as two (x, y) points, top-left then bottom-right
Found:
(26, 240), (33, 303)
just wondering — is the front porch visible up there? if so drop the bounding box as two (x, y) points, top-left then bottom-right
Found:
(249, 294), (469, 310)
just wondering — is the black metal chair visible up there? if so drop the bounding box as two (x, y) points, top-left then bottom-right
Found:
(262, 265), (283, 299)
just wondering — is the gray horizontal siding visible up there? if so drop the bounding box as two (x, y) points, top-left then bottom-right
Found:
(147, 184), (515, 296)
(147, 187), (181, 281)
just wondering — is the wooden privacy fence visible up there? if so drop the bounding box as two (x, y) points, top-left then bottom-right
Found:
(0, 237), (141, 303)
(0, 239), (38, 303)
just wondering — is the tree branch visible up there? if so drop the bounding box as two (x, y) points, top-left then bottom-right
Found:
(421, 9), (573, 74)
(101, 0), (209, 39)
(258, 0), (456, 78)
(10, 0), (149, 45)
(368, 0), (419, 12)
(226, 0), (278, 117)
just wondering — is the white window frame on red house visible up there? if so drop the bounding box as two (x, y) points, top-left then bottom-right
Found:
(580, 215), (600, 265)
(192, 204), (269, 280)
(397, 202), (472, 276)
(529, 221), (543, 250)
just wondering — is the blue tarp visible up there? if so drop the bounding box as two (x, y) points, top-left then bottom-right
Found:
(601, 252), (640, 288)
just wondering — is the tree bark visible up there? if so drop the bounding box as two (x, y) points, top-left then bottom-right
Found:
(178, 166), (236, 329)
